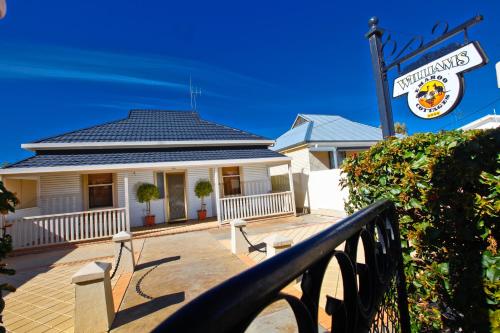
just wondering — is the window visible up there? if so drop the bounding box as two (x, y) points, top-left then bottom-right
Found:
(337, 151), (347, 167)
(3, 178), (38, 209)
(88, 173), (114, 209)
(221, 166), (241, 196)
(155, 172), (165, 199)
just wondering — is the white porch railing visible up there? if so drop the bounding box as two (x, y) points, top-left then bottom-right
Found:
(219, 191), (294, 222)
(9, 207), (129, 250)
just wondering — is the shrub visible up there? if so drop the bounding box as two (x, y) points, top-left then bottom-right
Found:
(194, 179), (213, 210)
(341, 129), (500, 332)
(136, 183), (160, 216)
(0, 181), (18, 333)
(0, 181), (17, 216)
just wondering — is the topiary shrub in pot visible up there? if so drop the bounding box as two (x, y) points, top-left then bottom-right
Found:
(194, 179), (213, 220)
(136, 183), (160, 226)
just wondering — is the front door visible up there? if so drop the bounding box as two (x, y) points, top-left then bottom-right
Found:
(165, 173), (187, 222)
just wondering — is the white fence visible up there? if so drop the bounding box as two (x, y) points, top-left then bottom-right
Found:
(219, 191), (295, 222)
(9, 207), (129, 250)
(307, 169), (348, 216)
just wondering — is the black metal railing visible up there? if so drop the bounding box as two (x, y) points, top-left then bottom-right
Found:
(152, 200), (410, 333)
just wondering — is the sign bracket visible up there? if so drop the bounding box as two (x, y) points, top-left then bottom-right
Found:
(384, 15), (483, 72)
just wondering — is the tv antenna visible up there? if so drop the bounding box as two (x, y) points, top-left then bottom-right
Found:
(189, 76), (202, 110)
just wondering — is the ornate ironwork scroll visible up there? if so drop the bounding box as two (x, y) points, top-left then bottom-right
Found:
(382, 15), (483, 73)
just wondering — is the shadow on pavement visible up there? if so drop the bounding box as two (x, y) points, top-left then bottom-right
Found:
(134, 256), (182, 300)
(135, 255), (180, 271)
(112, 291), (185, 329)
(248, 242), (266, 253)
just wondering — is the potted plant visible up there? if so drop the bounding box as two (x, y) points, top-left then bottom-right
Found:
(136, 183), (160, 226)
(194, 179), (213, 220)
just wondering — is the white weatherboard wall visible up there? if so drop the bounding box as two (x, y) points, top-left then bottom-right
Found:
(242, 164), (271, 195)
(39, 173), (83, 214)
(6, 165), (275, 226)
(186, 168), (214, 220)
(117, 171), (165, 227)
(307, 169), (348, 217)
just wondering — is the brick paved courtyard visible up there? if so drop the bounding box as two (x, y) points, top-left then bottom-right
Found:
(2, 214), (342, 333)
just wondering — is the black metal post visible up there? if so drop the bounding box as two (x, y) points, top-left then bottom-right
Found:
(366, 17), (395, 138)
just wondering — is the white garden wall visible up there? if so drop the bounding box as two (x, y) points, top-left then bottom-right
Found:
(307, 169), (348, 217)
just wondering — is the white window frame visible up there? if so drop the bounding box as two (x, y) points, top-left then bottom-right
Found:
(221, 166), (242, 197)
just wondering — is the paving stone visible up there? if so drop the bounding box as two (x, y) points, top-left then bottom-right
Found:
(44, 314), (71, 328)
(33, 310), (62, 324)
(2, 313), (24, 326)
(53, 318), (73, 331)
(6, 319), (36, 331)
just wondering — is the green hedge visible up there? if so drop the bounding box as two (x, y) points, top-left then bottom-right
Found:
(340, 128), (500, 332)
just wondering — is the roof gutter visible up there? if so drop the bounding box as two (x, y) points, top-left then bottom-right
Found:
(0, 156), (291, 175)
(275, 140), (381, 153)
(21, 140), (275, 152)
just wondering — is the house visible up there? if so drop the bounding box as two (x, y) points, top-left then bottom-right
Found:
(0, 110), (296, 249)
(270, 114), (383, 216)
(459, 114), (500, 130)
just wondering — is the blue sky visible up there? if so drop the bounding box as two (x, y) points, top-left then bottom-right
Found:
(0, 0), (499, 163)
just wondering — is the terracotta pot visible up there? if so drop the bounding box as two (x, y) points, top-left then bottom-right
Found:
(144, 215), (155, 226)
(197, 210), (207, 220)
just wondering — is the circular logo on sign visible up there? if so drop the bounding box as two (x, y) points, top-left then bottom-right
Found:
(416, 80), (445, 108)
(407, 74), (463, 119)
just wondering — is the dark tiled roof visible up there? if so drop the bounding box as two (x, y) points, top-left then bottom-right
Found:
(34, 110), (267, 143)
(5, 146), (285, 169)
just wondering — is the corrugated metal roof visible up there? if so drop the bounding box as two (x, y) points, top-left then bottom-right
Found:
(273, 114), (383, 151)
(5, 146), (285, 169)
(34, 110), (267, 143)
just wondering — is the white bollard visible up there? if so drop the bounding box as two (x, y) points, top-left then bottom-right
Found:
(230, 219), (248, 254)
(264, 234), (293, 259)
(72, 262), (115, 333)
(112, 231), (135, 274)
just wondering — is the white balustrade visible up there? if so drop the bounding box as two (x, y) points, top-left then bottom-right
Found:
(219, 191), (294, 222)
(9, 207), (129, 249)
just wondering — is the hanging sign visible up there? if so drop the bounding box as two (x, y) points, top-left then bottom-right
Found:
(393, 42), (487, 119)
